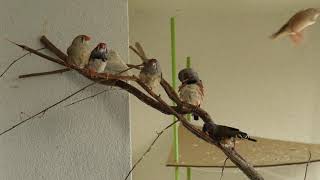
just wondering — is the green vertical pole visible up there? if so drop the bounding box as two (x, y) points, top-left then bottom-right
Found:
(171, 17), (180, 180)
(186, 56), (192, 180)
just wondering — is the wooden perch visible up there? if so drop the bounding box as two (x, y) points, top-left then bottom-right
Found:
(19, 68), (71, 78)
(4, 36), (264, 180)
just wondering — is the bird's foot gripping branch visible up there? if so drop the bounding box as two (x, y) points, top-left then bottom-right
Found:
(2, 35), (264, 180)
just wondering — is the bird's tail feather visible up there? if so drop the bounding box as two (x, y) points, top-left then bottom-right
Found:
(237, 132), (257, 142)
(270, 23), (289, 39)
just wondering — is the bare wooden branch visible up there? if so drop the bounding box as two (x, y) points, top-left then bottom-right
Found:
(40, 36), (67, 61)
(7, 36), (264, 180)
(65, 87), (121, 107)
(0, 81), (97, 136)
(220, 157), (229, 180)
(17, 63), (143, 79)
(19, 68), (71, 78)
(304, 151), (312, 180)
(0, 48), (45, 78)
(124, 120), (179, 180)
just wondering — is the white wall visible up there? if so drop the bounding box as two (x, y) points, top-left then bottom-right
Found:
(0, 0), (130, 180)
(129, 1), (320, 180)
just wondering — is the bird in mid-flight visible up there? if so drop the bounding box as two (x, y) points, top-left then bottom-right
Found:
(270, 8), (320, 44)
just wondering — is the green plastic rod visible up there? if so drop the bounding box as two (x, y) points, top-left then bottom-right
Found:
(187, 168), (192, 180)
(186, 56), (192, 180)
(171, 16), (180, 180)
(186, 56), (191, 69)
(186, 56), (192, 121)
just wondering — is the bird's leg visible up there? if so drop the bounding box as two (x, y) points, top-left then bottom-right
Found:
(290, 32), (303, 45)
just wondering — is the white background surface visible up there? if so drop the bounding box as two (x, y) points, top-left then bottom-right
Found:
(0, 0), (130, 179)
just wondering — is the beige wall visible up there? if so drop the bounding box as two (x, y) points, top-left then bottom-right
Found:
(129, 1), (320, 179)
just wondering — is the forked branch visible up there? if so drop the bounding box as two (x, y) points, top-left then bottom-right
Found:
(2, 36), (264, 180)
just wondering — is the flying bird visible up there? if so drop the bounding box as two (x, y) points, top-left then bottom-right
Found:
(178, 68), (204, 120)
(66, 35), (91, 68)
(202, 122), (256, 147)
(87, 43), (108, 74)
(270, 8), (320, 44)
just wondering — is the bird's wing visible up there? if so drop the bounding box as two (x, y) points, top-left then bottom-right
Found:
(197, 81), (204, 95)
(67, 45), (72, 56)
(105, 50), (130, 75)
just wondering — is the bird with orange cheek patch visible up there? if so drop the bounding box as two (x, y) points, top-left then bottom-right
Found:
(270, 8), (320, 45)
(67, 35), (91, 68)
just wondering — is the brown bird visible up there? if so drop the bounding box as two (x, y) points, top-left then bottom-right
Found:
(178, 68), (204, 120)
(67, 35), (91, 68)
(270, 8), (320, 44)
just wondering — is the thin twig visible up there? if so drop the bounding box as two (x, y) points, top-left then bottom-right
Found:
(220, 157), (229, 180)
(116, 63), (143, 75)
(303, 150), (312, 180)
(127, 64), (143, 70)
(17, 64), (143, 79)
(12, 36), (264, 180)
(0, 48), (45, 78)
(0, 81), (98, 136)
(19, 68), (71, 78)
(124, 120), (179, 180)
(65, 87), (120, 107)
(6, 39), (66, 67)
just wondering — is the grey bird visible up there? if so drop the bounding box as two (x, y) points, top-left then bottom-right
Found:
(178, 68), (204, 120)
(139, 59), (162, 90)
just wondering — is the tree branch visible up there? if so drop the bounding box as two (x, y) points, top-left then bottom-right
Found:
(7, 36), (264, 180)
(124, 120), (179, 180)
(0, 48), (45, 78)
(0, 81), (97, 136)
(19, 68), (71, 78)
(40, 36), (67, 61)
